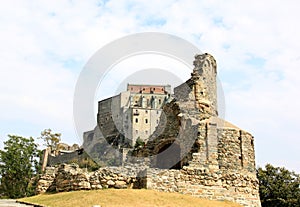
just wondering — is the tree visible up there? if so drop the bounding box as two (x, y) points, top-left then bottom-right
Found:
(39, 129), (61, 151)
(0, 135), (41, 198)
(257, 164), (300, 207)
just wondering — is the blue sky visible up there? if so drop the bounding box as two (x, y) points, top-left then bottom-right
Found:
(1, 0), (300, 172)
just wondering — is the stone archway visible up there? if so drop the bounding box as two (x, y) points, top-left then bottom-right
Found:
(155, 141), (181, 169)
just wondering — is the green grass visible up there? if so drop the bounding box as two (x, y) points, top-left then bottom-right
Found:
(19, 189), (242, 207)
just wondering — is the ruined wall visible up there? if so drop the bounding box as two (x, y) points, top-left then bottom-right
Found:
(37, 162), (260, 207)
(36, 163), (144, 194)
(218, 129), (256, 173)
(141, 167), (260, 207)
(47, 151), (85, 166)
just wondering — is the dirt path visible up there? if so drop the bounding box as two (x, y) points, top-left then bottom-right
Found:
(0, 199), (34, 207)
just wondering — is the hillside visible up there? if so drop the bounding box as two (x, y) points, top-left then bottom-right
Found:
(19, 189), (242, 207)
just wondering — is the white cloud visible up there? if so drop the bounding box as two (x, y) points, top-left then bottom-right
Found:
(0, 0), (300, 172)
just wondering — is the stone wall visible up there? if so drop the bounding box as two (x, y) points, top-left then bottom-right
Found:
(47, 150), (86, 166)
(140, 167), (260, 207)
(37, 163), (260, 207)
(36, 163), (145, 194)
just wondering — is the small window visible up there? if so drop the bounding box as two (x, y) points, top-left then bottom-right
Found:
(143, 88), (145, 91)
(145, 110), (148, 114)
(136, 130), (138, 134)
(145, 119), (148, 124)
(158, 99), (161, 104)
(135, 118), (138, 123)
(156, 111), (159, 115)
(145, 130), (148, 135)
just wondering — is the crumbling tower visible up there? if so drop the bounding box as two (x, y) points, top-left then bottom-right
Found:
(192, 53), (218, 116)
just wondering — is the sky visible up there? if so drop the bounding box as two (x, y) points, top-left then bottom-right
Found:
(1, 0), (300, 172)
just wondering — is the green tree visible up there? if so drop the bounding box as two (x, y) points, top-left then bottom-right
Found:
(0, 135), (41, 198)
(257, 164), (300, 207)
(39, 128), (61, 151)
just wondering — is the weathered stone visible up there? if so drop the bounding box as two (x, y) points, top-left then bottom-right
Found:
(115, 181), (127, 189)
(107, 180), (115, 186)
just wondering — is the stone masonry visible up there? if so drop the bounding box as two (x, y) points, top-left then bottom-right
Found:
(37, 53), (261, 207)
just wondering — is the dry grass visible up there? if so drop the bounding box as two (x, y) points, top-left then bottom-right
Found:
(19, 189), (242, 207)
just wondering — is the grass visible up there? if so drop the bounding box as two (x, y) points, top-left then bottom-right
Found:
(18, 189), (242, 207)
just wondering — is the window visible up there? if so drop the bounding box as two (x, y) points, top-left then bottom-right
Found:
(145, 110), (148, 114)
(145, 119), (148, 124)
(158, 99), (161, 104)
(135, 118), (138, 123)
(145, 130), (148, 135)
(136, 130), (138, 134)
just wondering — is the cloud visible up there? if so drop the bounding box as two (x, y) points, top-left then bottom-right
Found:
(0, 0), (300, 172)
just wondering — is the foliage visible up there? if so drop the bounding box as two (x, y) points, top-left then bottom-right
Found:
(257, 164), (300, 207)
(134, 137), (145, 149)
(0, 135), (41, 198)
(39, 129), (61, 151)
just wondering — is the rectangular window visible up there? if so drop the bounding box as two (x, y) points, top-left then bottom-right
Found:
(145, 119), (148, 124)
(135, 118), (138, 123)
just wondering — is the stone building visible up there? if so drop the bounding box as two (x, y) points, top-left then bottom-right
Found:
(82, 83), (172, 165)
(38, 53), (261, 207)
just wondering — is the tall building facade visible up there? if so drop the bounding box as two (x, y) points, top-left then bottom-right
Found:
(85, 84), (172, 148)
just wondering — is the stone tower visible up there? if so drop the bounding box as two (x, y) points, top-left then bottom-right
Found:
(192, 53), (218, 116)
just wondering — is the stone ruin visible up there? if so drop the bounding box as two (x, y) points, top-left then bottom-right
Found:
(37, 53), (261, 207)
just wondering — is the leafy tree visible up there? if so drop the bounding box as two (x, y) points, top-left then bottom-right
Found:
(0, 135), (41, 198)
(257, 164), (300, 207)
(39, 129), (61, 151)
